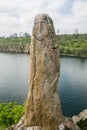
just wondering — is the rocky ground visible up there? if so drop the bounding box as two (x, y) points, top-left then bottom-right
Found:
(6, 109), (87, 130)
(0, 44), (30, 54)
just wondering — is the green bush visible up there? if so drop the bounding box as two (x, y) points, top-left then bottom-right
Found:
(0, 125), (6, 130)
(0, 102), (24, 128)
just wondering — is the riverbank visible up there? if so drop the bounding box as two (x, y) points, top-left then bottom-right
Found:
(60, 54), (87, 58)
(0, 36), (30, 54)
(0, 34), (87, 57)
(0, 43), (30, 54)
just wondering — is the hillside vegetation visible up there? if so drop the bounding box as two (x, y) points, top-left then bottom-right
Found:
(0, 36), (30, 53)
(0, 34), (87, 57)
(58, 34), (87, 57)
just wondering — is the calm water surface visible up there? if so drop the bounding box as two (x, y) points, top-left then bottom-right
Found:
(0, 53), (29, 104)
(0, 53), (87, 117)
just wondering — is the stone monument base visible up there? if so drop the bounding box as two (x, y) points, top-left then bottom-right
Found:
(6, 117), (81, 130)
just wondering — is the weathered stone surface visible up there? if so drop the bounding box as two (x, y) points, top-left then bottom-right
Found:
(23, 14), (64, 130)
(64, 118), (81, 130)
(72, 116), (81, 124)
(0, 44), (30, 54)
(26, 126), (43, 130)
(6, 125), (43, 130)
(72, 109), (87, 124)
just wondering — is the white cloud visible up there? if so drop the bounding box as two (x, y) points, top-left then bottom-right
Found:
(55, 0), (87, 34)
(72, 0), (87, 16)
(70, 0), (87, 33)
(0, 0), (87, 36)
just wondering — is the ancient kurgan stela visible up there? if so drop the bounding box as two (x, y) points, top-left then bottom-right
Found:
(24, 14), (64, 130)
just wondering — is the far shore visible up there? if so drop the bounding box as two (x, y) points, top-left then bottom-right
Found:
(0, 51), (87, 58)
(60, 54), (87, 58)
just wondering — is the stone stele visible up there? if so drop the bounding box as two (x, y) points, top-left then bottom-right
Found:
(6, 14), (65, 130)
(24, 14), (64, 130)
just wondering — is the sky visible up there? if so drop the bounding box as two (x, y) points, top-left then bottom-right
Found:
(0, 0), (87, 36)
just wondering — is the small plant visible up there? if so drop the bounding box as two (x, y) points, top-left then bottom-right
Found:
(0, 102), (24, 128)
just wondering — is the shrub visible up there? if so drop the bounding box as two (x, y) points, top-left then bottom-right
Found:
(0, 125), (6, 130)
(0, 102), (24, 128)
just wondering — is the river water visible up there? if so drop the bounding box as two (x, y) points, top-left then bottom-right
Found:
(0, 53), (87, 117)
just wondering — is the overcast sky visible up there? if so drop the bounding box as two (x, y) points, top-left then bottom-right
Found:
(0, 0), (87, 36)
